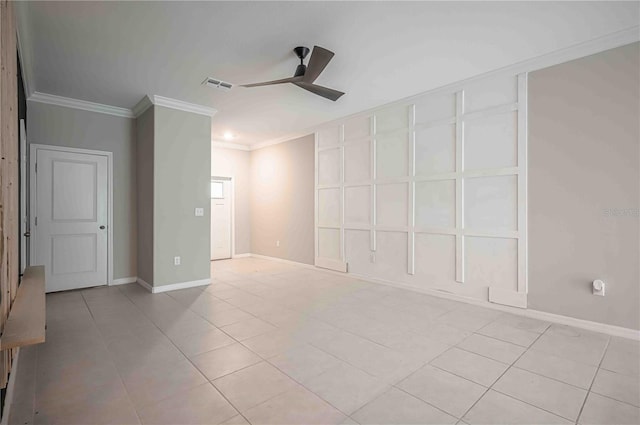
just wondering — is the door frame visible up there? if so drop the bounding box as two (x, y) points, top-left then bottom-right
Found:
(19, 119), (27, 274)
(29, 143), (114, 286)
(211, 175), (235, 259)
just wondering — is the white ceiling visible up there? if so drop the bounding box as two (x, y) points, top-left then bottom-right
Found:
(16, 1), (639, 146)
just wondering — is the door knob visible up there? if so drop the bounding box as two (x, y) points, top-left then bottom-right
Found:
(99, 225), (106, 230)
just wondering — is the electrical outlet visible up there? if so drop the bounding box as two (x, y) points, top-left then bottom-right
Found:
(195, 208), (204, 217)
(174, 256), (181, 266)
(276, 240), (280, 247)
(593, 279), (605, 296)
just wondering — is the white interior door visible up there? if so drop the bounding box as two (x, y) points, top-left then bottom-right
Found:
(33, 147), (109, 292)
(211, 179), (232, 260)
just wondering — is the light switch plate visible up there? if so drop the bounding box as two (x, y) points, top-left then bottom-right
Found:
(195, 208), (204, 216)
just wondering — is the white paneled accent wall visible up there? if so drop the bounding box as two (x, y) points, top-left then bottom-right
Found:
(315, 73), (528, 307)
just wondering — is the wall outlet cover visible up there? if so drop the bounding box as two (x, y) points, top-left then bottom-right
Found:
(195, 208), (204, 216)
(174, 256), (181, 266)
(593, 279), (605, 296)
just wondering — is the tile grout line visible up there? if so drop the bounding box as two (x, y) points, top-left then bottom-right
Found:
(454, 326), (548, 423)
(80, 288), (145, 425)
(116, 285), (253, 425)
(215, 262), (563, 422)
(574, 336), (612, 425)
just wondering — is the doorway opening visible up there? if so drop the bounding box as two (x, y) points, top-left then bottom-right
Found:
(211, 176), (234, 261)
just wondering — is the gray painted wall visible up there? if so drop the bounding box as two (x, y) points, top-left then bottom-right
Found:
(250, 134), (315, 265)
(211, 147), (251, 254)
(528, 42), (640, 330)
(136, 107), (154, 284)
(26, 101), (137, 280)
(153, 106), (211, 287)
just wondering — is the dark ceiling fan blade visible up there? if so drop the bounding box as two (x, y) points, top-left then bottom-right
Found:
(241, 76), (303, 88)
(303, 46), (335, 83)
(294, 82), (344, 101)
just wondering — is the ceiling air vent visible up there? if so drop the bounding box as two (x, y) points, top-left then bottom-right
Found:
(204, 77), (233, 90)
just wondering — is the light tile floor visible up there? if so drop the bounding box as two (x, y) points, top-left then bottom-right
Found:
(10, 258), (640, 425)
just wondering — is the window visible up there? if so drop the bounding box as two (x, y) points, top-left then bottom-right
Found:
(211, 181), (224, 199)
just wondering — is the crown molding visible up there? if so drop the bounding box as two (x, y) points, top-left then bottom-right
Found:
(27, 91), (135, 118)
(27, 91), (218, 121)
(212, 141), (251, 151)
(250, 131), (313, 151)
(15, 2), (35, 98)
(16, 28), (34, 98)
(132, 95), (153, 117)
(133, 95), (217, 118)
(152, 95), (217, 117)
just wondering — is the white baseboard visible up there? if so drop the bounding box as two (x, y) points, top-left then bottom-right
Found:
(137, 278), (210, 294)
(249, 253), (316, 269)
(489, 287), (527, 309)
(1, 347), (20, 425)
(315, 257), (348, 273)
(521, 308), (640, 341)
(232, 253), (251, 259)
(136, 278), (153, 292)
(236, 255), (640, 340)
(111, 276), (137, 286)
(345, 271), (640, 341)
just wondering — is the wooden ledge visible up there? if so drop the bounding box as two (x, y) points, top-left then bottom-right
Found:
(0, 266), (46, 350)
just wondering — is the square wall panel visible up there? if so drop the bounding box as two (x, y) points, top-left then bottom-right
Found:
(464, 111), (517, 170)
(345, 186), (371, 225)
(415, 124), (456, 176)
(375, 231), (408, 279)
(414, 92), (456, 124)
(344, 141), (370, 183)
(376, 105), (409, 133)
(345, 229), (371, 275)
(465, 175), (517, 232)
(318, 228), (341, 260)
(376, 132), (409, 179)
(464, 75), (517, 113)
(318, 148), (341, 185)
(465, 236), (518, 291)
(317, 125), (341, 148)
(376, 183), (408, 227)
(415, 233), (456, 283)
(415, 180), (455, 228)
(344, 116), (370, 140)
(318, 188), (341, 227)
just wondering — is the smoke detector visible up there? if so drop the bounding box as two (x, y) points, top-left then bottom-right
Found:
(203, 77), (233, 90)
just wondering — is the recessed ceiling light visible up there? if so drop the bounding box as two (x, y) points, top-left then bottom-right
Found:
(223, 132), (234, 140)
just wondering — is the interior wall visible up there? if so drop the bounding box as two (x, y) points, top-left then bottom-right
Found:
(135, 107), (153, 284)
(250, 135), (315, 265)
(153, 106), (211, 287)
(26, 101), (137, 280)
(528, 42), (640, 330)
(211, 147), (251, 255)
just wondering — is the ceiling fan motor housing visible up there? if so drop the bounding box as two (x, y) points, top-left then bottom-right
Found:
(294, 64), (306, 77)
(293, 46), (310, 77)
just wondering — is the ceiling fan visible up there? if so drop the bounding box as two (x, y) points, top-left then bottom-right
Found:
(241, 46), (345, 101)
